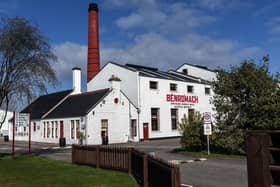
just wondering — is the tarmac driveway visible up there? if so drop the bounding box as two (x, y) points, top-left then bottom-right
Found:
(121, 138), (248, 187)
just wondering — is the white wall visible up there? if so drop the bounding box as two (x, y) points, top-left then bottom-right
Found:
(87, 63), (139, 107)
(138, 76), (214, 139)
(177, 64), (216, 81)
(86, 88), (138, 145)
(0, 109), (13, 136)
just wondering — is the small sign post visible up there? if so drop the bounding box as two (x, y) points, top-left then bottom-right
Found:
(203, 112), (212, 155)
(12, 112), (31, 159)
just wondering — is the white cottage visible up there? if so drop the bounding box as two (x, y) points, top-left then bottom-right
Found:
(21, 68), (138, 145)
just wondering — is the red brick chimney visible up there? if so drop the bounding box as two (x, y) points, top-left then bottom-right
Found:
(87, 3), (100, 82)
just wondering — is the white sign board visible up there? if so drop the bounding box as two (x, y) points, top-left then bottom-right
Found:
(15, 113), (30, 127)
(203, 123), (212, 135)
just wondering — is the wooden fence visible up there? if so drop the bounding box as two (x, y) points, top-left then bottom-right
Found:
(247, 130), (280, 187)
(72, 144), (181, 187)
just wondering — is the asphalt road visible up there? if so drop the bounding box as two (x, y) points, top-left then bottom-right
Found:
(118, 139), (248, 187)
(0, 139), (248, 187)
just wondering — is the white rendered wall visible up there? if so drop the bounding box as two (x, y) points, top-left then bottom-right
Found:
(86, 89), (138, 145)
(0, 109), (13, 136)
(138, 76), (214, 140)
(177, 64), (216, 81)
(87, 63), (139, 107)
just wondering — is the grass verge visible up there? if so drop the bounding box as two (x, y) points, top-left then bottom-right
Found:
(173, 148), (246, 159)
(0, 154), (138, 187)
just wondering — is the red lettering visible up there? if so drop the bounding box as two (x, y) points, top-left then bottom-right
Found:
(166, 94), (171, 101)
(166, 94), (199, 104)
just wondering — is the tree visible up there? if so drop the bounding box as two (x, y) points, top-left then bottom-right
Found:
(0, 17), (58, 130)
(178, 111), (203, 151)
(212, 56), (280, 154)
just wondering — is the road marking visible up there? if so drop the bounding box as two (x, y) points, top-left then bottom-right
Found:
(181, 184), (193, 187)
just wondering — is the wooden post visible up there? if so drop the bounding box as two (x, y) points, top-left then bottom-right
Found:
(28, 114), (31, 154)
(12, 112), (15, 160)
(71, 144), (75, 164)
(128, 148), (132, 175)
(96, 146), (100, 168)
(143, 155), (148, 187)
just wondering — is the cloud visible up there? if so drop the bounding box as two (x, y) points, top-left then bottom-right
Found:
(115, 1), (216, 35)
(52, 42), (87, 86)
(101, 33), (262, 70)
(267, 16), (280, 35)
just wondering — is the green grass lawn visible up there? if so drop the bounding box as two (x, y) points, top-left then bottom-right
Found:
(174, 148), (246, 159)
(0, 154), (138, 187)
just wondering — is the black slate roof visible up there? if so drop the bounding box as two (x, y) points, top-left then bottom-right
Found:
(124, 63), (210, 84)
(21, 89), (72, 120)
(44, 88), (110, 119)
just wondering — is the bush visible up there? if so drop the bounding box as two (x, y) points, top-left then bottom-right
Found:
(178, 112), (203, 151)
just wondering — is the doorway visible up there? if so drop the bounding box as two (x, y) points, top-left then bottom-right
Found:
(143, 123), (149, 141)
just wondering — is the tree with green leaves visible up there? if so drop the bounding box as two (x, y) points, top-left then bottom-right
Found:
(178, 111), (203, 151)
(0, 17), (58, 130)
(212, 56), (280, 154)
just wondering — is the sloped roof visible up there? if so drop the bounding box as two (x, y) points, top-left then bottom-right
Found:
(21, 89), (72, 120)
(44, 88), (110, 119)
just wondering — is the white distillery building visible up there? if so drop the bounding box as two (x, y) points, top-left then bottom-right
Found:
(12, 3), (216, 145)
(87, 62), (216, 141)
(18, 68), (138, 145)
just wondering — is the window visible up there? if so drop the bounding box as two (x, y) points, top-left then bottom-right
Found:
(205, 87), (210, 95)
(149, 81), (158, 90)
(47, 122), (50, 138)
(170, 83), (177, 91)
(24, 127), (26, 132)
(171, 109), (178, 130)
(130, 119), (137, 137)
(151, 108), (160, 131)
(101, 119), (108, 130)
(33, 122), (36, 132)
(55, 121), (58, 138)
(182, 69), (188, 74)
(188, 109), (195, 120)
(43, 122), (45, 138)
(187, 85), (194, 93)
(76, 120), (80, 139)
(51, 121), (54, 138)
(71, 120), (75, 139)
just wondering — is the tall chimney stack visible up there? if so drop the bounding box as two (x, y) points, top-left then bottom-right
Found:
(87, 3), (100, 82)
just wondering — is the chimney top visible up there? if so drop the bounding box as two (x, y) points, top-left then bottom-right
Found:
(108, 75), (121, 82)
(72, 66), (81, 71)
(88, 3), (98, 12)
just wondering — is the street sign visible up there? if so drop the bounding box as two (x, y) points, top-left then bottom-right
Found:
(203, 112), (211, 123)
(203, 123), (212, 135)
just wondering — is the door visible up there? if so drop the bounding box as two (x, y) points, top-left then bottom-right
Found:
(143, 123), (149, 141)
(60, 121), (64, 138)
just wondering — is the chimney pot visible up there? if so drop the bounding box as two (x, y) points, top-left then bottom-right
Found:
(88, 3), (98, 12)
(72, 67), (81, 94)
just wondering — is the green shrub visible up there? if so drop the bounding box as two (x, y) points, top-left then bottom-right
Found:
(178, 111), (203, 151)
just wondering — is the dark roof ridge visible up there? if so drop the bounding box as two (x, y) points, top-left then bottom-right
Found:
(39, 89), (73, 97)
(177, 63), (217, 72)
(69, 88), (110, 97)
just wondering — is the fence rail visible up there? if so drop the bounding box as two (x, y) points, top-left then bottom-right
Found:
(72, 144), (181, 187)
